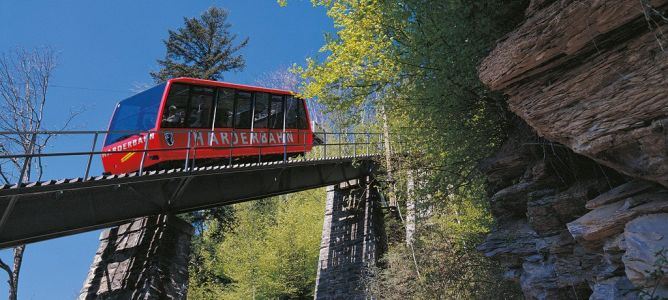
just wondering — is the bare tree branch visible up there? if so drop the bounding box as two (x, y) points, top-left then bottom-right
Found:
(0, 47), (65, 300)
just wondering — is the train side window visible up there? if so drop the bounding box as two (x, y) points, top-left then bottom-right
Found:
(285, 96), (302, 129)
(285, 96), (297, 129)
(162, 83), (189, 128)
(187, 86), (214, 128)
(253, 92), (269, 129)
(215, 88), (234, 128)
(297, 99), (308, 129)
(234, 91), (252, 129)
(269, 95), (284, 129)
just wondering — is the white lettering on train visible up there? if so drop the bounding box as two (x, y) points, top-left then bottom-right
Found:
(104, 133), (156, 157)
(209, 132), (219, 146)
(105, 132), (297, 158)
(192, 132), (204, 146)
(220, 132), (230, 145)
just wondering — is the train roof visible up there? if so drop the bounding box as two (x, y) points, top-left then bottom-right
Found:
(169, 77), (296, 96)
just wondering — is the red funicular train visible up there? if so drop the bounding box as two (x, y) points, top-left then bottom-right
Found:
(102, 78), (313, 174)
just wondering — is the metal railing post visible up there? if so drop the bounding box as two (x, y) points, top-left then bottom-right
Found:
(339, 132), (342, 157)
(138, 131), (149, 175)
(184, 130), (191, 170)
(84, 132), (98, 180)
(191, 131), (198, 170)
(229, 129), (233, 166)
(323, 132), (327, 158)
(258, 132), (262, 163)
(283, 131), (287, 163)
(379, 133), (384, 153)
(353, 133), (357, 158)
(366, 132), (370, 156)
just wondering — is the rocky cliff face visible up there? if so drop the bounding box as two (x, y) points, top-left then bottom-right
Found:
(477, 0), (668, 299)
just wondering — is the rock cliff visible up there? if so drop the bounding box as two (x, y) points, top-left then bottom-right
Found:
(478, 0), (668, 298)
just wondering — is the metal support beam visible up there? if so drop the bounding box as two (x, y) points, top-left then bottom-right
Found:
(0, 156), (378, 248)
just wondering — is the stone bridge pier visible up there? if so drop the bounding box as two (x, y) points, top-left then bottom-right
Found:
(314, 178), (387, 299)
(78, 214), (194, 300)
(78, 177), (386, 299)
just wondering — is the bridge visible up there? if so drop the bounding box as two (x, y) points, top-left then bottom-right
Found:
(0, 129), (390, 299)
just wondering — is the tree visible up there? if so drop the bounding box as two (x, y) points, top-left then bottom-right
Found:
(151, 7), (248, 82)
(0, 47), (78, 300)
(188, 190), (325, 299)
(150, 6), (248, 291)
(284, 0), (529, 297)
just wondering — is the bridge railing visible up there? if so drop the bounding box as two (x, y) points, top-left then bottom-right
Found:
(0, 129), (385, 186)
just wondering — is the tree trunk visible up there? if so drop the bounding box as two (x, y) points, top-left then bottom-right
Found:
(381, 105), (397, 208)
(0, 48), (59, 300)
(7, 148), (33, 300)
(8, 245), (24, 300)
(405, 169), (416, 245)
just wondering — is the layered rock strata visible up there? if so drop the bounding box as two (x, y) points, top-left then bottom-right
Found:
(479, 0), (668, 186)
(478, 0), (668, 298)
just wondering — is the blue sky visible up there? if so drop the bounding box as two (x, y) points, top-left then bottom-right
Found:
(0, 1), (332, 298)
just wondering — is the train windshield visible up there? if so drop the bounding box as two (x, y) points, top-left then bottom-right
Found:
(104, 83), (166, 146)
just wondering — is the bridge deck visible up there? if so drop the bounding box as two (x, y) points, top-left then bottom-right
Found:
(0, 156), (378, 248)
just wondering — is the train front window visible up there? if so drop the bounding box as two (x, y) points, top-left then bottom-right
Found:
(215, 88), (234, 128)
(104, 83), (165, 146)
(162, 83), (214, 129)
(162, 83), (189, 128)
(234, 91), (252, 129)
(253, 92), (269, 129)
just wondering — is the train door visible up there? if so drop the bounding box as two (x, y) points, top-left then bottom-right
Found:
(188, 85), (215, 161)
(159, 83), (215, 162)
(266, 94), (285, 157)
(211, 87), (234, 159)
(251, 92), (270, 160)
(211, 88), (270, 162)
(231, 90), (253, 157)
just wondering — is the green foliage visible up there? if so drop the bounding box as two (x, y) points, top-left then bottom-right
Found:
(187, 208), (236, 291)
(286, 0), (529, 297)
(151, 7), (248, 82)
(367, 199), (522, 299)
(188, 189), (325, 299)
(297, 0), (528, 192)
(292, 0), (402, 123)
